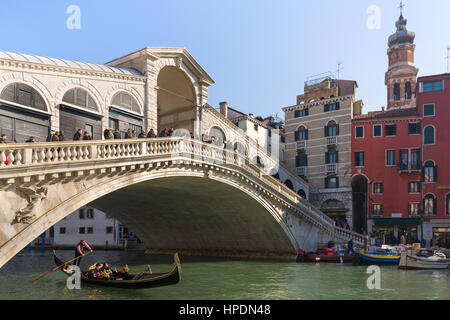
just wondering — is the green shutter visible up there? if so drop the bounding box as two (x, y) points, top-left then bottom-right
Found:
(336, 124), (340, 136)
(434, 166), (438, 182)
(305, 129), (308, 140)
(325, 152), (330, 164)
(325, 177), (329, 188)
(295, 131), (299, 141)
(336, 151), (339, 163)
(336, 177), (340, 188)
(324, 126), (328, 137)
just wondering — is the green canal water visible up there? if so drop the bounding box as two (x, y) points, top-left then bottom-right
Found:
(0, 250), (448, 300)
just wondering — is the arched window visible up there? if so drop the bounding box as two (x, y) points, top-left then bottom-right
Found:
(424, 194), (436, 216)
(326, 147), (339, 164)
(393, 83), (400, 101)
(111, 91), (141, 114)
(295, 126), (308, 141)
(424, 126), (435, 145)
(0, 83), (47, 111)
(423, 161), (437, 183)
(405, 82), (412, 100)
(208, 126), (226, 147)
(325, 120), (339, 137)
(284, 180), (294, 190)
(63, 88), (98, 111)
(297, 189), (307, 199)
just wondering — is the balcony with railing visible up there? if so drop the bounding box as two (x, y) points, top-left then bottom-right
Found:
(398, 161), (422, 174)
(326, 136), (337, 146)
(325, 163), (337, 174)
(296, 140), (306, 150)
(296, 167), (307, 177)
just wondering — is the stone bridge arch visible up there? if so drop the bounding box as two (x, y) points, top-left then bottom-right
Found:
(0, 138), (365, 268)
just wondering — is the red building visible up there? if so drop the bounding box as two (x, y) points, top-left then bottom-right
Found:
(350, 12), (450, 247)
(417, 73), (450, 247)
(351, 108), (422, 243)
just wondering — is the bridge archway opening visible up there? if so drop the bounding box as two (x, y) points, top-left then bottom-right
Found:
(85, 176), (297, 259)
(352, 175), (368, 234)
(157, 66), (196, 135)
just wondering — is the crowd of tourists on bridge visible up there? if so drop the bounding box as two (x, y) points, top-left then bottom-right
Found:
(0, 127), (201, 144)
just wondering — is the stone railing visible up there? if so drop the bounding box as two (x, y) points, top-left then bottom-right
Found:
(334, 226), (367, 246)
(202, 105), (309, 192)
(0, 138), (360, 241)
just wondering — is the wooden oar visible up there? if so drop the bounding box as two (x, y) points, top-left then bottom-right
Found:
(30, 251), (92, 283)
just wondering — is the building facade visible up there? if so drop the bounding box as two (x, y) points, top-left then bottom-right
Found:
(0, 47), (214, 144)
(218, 101), (285, 164)
(350, 12), (450, 247)
(351, 108), (422, 239)
(417, 73), (450, 247)
(283, 78), (364, 227)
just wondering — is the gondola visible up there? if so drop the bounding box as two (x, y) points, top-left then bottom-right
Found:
(53, 251), (181, 289)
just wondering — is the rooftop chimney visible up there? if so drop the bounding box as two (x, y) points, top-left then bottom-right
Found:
(219, 101), (228, 118)
(248, 113), (254, 118)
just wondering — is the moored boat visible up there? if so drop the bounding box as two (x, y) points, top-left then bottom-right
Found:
(399, 250), (450, 270)
(357, 249), (400, 265)
(53, 251), (181, 289)
(305, 248), (353, 263)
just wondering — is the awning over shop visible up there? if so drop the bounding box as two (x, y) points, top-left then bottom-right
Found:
(373, 218), (421, 226)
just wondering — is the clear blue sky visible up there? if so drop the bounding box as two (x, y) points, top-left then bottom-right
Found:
(1, 0), (449, 118)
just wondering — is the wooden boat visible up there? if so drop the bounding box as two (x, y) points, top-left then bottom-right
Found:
(53, 251), (181, 289)
(399, 251), (450, 270)
(357, 249), (400, 265)
(305, 248), (353, 263)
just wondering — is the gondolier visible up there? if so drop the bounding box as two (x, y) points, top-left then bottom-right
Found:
(74, 240), (93, 266)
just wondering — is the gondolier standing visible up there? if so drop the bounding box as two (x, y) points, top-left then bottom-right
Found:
(74, 240), (93, 266)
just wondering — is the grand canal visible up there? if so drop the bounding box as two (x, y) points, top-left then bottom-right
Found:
(0, 250), (448, 300)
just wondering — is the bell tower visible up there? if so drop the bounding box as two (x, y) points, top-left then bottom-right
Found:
(385, 3), (418, 109)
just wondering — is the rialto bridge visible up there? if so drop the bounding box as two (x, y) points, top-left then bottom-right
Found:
(0, 48), (365, 267)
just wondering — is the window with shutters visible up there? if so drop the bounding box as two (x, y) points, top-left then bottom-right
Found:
(63, 88), (98, 111)
(424, 126), (435, 145)
(294, 108), (308, 118)
(385, 124), (397, 136)
(373, 125), (382, 137)
(354, 152), (365, 167)
(386, 150), (396, 166)
(408, 122), (421, 135)
(372, 204), (383, 216)
(295, 126), (308, 141)
(424, 194), (436, 216)
(423, 104), (435, 117)
(326, 148), (338, 164)
(423, 161), (437, 183)
(355, 126), (364, 138)
(296, 152), (308, 167)
(408, 203), (420, 216)
(324, 102), (340, 112)
(408, 181), (421, 194)
(325, 120), (339, 137)
(373, 183), (383, 194)
(0, 83), (47, 112)
(111, 91), (142, 115)
(325, 176), (339, 189)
